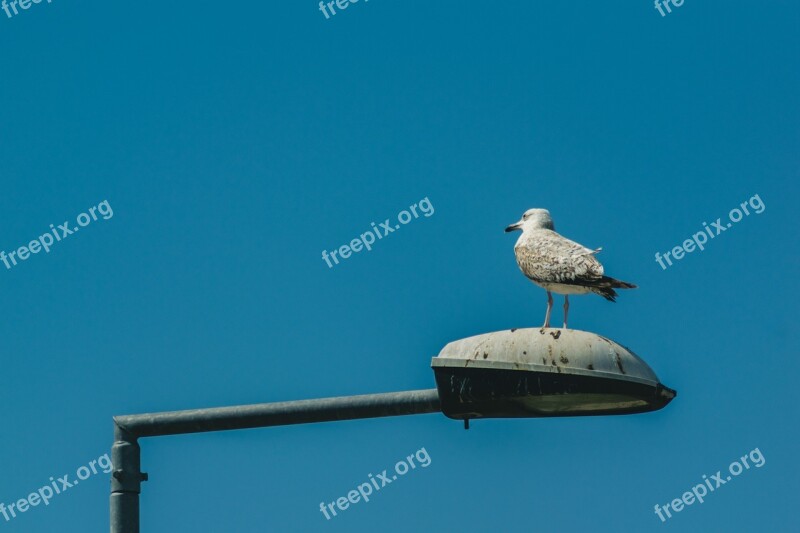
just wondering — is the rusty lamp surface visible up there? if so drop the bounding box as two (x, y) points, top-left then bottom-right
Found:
(432, 328), (676, 420)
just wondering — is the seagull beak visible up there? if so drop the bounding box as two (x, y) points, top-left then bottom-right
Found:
(505, 221), (522, 233)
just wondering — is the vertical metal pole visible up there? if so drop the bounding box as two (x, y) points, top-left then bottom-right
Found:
(110, 423), (147, 533)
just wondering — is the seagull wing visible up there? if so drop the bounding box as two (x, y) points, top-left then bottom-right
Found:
(514, 230), (605, 285)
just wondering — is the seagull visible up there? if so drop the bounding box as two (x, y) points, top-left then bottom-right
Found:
(505, 208), (636, 329)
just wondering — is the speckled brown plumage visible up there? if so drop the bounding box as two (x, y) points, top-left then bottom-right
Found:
(505, 208), (636, 327)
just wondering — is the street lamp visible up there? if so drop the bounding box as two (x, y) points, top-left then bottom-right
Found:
(110, 328), (675, 532)
(433, 328), (675, 423)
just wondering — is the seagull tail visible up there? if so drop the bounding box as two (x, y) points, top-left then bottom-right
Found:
(592, 276), (637, 302)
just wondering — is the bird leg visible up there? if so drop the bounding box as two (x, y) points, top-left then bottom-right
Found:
(542, 291), (553, 330)
(563, 295), (569, 329)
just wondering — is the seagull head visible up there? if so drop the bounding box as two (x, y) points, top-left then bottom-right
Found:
(505, 208), (555, 233)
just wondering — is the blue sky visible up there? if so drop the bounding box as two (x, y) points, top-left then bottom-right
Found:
(0, 1), (797, 531)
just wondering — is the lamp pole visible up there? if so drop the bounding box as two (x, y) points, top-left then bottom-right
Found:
(110, 389), (441, 533)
